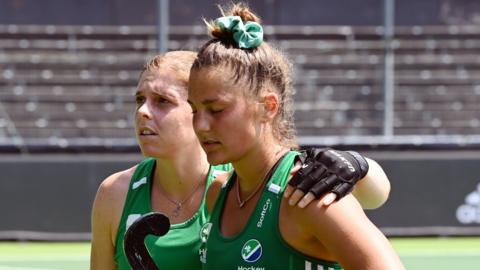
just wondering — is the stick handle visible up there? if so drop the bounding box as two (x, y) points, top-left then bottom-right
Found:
(124, 212), (171, 270)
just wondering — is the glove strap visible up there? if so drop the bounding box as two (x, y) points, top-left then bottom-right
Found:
(346, 151), (369, 179)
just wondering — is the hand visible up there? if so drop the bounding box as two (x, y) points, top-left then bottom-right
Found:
(284, 148), (369, 208)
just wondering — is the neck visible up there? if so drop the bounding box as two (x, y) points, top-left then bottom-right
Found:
(153, 145), (210, 200)
(233, 140), (289, 193)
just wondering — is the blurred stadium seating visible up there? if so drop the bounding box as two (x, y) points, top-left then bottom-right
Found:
(1, 24), (480, 152)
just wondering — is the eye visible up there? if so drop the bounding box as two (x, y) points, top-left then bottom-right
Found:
(135, 95), (145, 105)
(156, 97), (171, 104)
(209, 108), (224, 114)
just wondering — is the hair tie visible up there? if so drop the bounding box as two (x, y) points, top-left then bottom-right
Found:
(214, 16), (263, 49)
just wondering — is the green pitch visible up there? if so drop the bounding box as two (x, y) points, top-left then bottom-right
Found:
(0, 242), (89, 270)
(391, 237), (480, 269)
(0, 237), (478, 269)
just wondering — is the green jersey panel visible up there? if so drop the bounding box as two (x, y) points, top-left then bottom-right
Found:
(201, 151), (343, 270)
(114, 158), (231, 269)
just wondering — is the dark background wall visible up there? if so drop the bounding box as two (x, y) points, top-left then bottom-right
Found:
(1, 0), (480, 26)
(0, 154), (141, 238)
(0, 151), (479, 239)
(366, 152), (480, 235)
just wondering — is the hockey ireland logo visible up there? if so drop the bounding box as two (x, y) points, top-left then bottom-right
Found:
(241, 239), (262, 263)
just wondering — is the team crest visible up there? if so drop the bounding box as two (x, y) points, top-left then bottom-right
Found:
(200, 222), (212, 243)
(241, 239), (262, 263)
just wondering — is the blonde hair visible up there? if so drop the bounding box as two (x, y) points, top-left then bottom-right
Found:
(140, 51), (197, 97)
(191, 3), (297, 149)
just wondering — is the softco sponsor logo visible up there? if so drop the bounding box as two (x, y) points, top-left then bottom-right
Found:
(456, 183), (480, 224)
(241, 239), (263, 263)
(257, 198), (271, 228)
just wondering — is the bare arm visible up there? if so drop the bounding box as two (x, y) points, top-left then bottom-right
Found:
(90, 169), (133, 270)
(293, 195), (404, 270)
(286, 156), (390, 209)
(352, 158), (390, 209)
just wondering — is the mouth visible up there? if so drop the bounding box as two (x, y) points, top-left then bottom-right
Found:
(201, 139), (221, 150)
(138, 127), (158, 136)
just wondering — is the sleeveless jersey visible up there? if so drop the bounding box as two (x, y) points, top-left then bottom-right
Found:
(200, 151), (343, 270)
(114, 158), (231, 269)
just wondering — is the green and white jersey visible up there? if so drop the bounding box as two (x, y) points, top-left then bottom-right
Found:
(200, 151), (343, 270)
(114, 158), (231, 270)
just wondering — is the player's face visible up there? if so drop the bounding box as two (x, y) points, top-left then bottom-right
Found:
(135, 70), (198, 158)
(188, 67), (262, 165)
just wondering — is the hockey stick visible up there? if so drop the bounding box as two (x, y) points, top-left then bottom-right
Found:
(124, 212), (171, 270)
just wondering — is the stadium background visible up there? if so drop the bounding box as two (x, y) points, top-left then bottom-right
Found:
(0, 0), (479, 268)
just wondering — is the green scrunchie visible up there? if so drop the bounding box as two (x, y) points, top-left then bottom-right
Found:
(214, 16), (263, 49)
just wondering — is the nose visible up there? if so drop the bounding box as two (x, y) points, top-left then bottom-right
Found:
(193, 110), (211, 133)
(136, 100), (152, 119)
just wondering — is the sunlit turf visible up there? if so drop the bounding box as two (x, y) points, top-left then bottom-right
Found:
(0, 237), (478, 269)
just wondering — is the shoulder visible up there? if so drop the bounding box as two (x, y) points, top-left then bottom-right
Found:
(92, 165), (138, 231)
(96, 165), (137, 205)
(280, 193), (368, 250)
(205, 170), (232, 214)
(289, 194), (365, 234)
(281, 195), (375, 259)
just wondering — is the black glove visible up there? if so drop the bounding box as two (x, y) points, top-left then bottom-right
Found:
(289, 148), (369, 200)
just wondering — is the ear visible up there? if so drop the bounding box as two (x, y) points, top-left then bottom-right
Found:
(259, 92), (280, 122)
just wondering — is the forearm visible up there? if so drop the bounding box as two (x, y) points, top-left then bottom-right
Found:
(90, 213), (116, 270)
(90, 243), (117, 270)
(90, 182), (118, 270)
(90, 215), (117, 270)
(352, 158), (391, 209)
